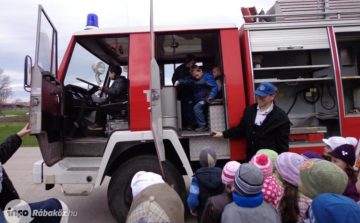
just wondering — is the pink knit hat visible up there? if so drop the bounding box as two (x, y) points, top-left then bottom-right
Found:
(221, 161), (241, 185)
(250, 154), (273, 177)
(275, 152), (306, 186)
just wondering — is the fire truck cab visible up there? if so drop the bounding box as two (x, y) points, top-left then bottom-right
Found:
(25, 5), (246, 222)
(24, 1), (360, 222)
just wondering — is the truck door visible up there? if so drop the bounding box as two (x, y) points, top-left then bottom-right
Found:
(29, 5), (63, 166)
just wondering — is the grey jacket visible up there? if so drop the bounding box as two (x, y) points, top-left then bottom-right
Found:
(221, 201), (282, 223)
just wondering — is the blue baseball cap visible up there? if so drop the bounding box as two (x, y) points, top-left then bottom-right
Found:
(254, 82), (276, 97)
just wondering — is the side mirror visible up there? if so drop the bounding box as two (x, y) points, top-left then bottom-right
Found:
(92, 61), (105, 86)
(24, 55), (32, 92)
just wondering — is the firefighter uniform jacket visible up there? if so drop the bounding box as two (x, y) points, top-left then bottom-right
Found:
(222, 103), (290, 161)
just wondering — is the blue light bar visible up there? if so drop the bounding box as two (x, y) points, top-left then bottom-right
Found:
(85, 13), (99, 29)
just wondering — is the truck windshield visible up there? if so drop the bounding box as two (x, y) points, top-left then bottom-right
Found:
(64, 36), (129, 88)
(64, 43), (108, 88)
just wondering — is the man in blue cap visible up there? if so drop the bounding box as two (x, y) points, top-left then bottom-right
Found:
(211, 82), (290, 161)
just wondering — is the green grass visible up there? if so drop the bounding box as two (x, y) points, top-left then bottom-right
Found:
(2, 110), (28, 117)
(0, 122), (38, 147)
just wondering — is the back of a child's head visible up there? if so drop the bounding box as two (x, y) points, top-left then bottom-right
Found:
(233, 163), (264, 197)
(299, 159), (348, 199)
(256, 149), (278, 172)
(199, 148), (217, 167)
(275, 152), (306, 187)
(250, 154), (273, 177)
(301, 151), (324, 160)
(275, 152), (306, 223)
(308, 193), (360, 223)
(131, 171), (165, 198)
(221, 161), (241, 190)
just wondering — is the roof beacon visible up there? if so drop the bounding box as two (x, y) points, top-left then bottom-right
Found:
(85, 13), (99, 30)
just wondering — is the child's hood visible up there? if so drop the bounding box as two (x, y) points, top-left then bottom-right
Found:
(195, 167), (223, 189)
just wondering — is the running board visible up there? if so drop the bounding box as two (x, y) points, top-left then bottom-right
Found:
(33, 158), (102, 196)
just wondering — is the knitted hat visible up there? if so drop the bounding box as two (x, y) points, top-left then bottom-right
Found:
(301, 151), (324, 160)
(308, 193), (360, 223)
(131, 171), (165, 198)
(275, 152), (306, 186)
(345, 137), (358, 147)
(256, 149), (279, 172)
(199, 148), (217, 167)
(234, 163), (264, 196)
(322, 136), (350, 150)
(329, 144), (356, 166)
(250, 154), (273, 177)
(221, 161), (241, 185)
(299, 159), (348, 199)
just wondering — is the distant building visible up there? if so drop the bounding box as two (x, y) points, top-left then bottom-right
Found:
(0, 102), (30, 110)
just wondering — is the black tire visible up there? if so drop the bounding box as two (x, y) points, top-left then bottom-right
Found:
(107, 154), (186, 223)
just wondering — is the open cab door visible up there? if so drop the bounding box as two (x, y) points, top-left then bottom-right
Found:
(28, 5), (62, 166)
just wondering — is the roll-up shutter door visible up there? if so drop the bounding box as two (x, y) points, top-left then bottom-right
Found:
(334, 26), (360, 33)
(250, 28), (330, 52)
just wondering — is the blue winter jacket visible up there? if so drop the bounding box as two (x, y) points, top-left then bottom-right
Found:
(178, 72), (218, 103)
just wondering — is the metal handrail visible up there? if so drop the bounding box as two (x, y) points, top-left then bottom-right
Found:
(243, 10), (360, 22)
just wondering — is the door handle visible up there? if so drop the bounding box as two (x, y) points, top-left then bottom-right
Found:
(277, 45), (304, 50)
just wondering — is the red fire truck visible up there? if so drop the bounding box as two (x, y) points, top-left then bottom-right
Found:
(24, 1), (360, 222)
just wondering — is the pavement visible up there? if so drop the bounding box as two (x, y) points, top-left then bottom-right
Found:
(3, 147), (197, 223)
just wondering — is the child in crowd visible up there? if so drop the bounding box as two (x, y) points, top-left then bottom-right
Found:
(298, 159), (350, 221)
(301, 151), (324, 160)
(212, 66), (224, 100)
(201, 161), (241, 223)
(221, 163), (281, 223)
(256, 149), (278, 172)
(175, 65), (218, 132)
(275, 152), (311, 223)
(329, 144), (360, 202)
(256, 149), (282, 186)
(127, 171), (184, 223)
(250, 154), (283, 208)
(298, 159), (348, 199)
(322, 136), (358, 160)
(187, 148), (224, 222)
(307, 193), (360, 223)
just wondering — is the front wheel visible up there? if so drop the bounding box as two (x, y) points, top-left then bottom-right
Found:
(107, 154), (186, 223)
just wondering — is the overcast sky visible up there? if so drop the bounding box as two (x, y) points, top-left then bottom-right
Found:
(0, 0), (275, 102)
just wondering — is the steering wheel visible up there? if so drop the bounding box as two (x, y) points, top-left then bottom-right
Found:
(76, 78), (99, 88)
(76, 77), (102, 95)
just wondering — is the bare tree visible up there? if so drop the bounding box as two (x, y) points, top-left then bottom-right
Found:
(13, 98), (22, 104)
(0, 68), (13, 106)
